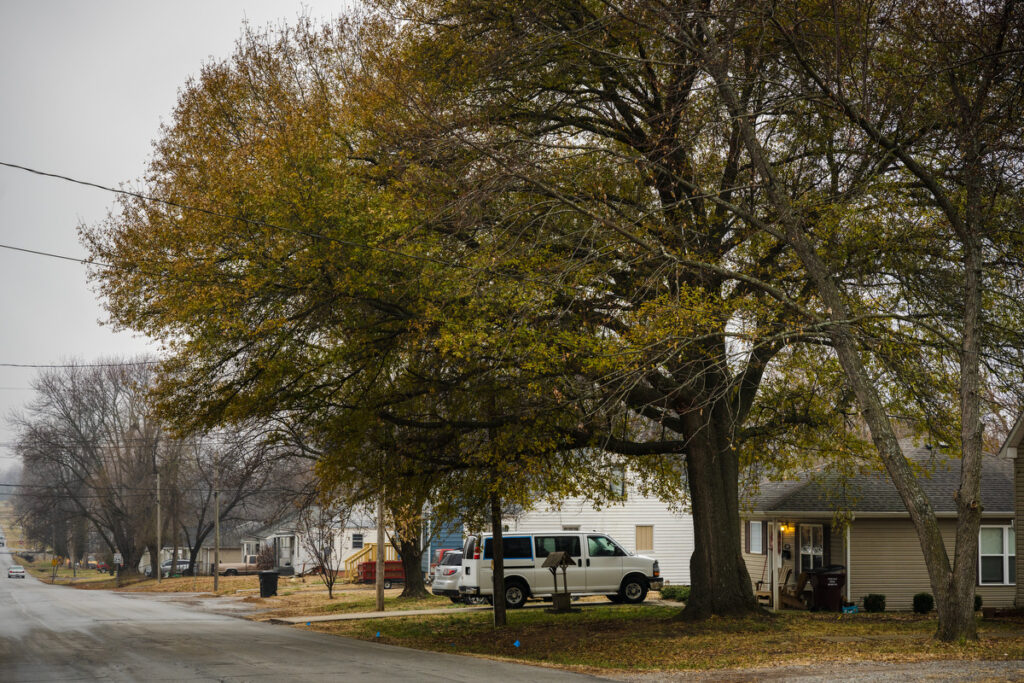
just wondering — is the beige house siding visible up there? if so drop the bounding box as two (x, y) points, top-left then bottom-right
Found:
(741, 516), (1015, 610)
(741, 522), (769, 590)
(850, 518), (1015, 611)
(1017, 456), (1024, 608)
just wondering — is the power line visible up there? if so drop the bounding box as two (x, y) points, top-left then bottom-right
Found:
(0, 361), (159, 369)
(0, 159), (549, 284)
(0, 242), (106, 267)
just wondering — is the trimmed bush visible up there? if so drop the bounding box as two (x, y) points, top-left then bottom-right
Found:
(660, 584), (690, 602)
(863, 594), (886, 613)
(975, 594), (983, 611)
(912, 592), (934, 614)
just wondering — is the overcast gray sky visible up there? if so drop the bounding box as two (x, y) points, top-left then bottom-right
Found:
(0, 1), (349, 468)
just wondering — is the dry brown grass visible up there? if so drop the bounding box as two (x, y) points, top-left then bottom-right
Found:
(303, 607), (1024, 673)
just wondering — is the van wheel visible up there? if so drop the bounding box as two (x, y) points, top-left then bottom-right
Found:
(463, 595), (489, 605)
(606, 594), (624, 603)
(383, 579), (393, 589)
(224, 569), (238, 576)
(619, 575), (648, 604)
(504, 580), (528, 609)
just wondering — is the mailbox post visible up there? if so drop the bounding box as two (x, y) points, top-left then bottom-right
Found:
(542, 551), (579, 613)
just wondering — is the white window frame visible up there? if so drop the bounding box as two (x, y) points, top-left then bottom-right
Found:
(978, 525), (1016, 586)
(749, 521), (764, 555)
(799, 524), (824, 573)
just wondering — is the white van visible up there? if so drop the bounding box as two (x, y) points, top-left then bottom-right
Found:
(459, 531), (662, 608)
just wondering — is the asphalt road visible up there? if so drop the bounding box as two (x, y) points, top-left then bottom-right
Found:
(0, 548), (604, 682)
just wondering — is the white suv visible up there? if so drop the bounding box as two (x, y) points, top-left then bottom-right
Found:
(459, 531), (662, 608)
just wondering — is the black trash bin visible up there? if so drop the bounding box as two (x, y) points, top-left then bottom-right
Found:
(807, 565), (846, 611)
(258, 570), (279, 598)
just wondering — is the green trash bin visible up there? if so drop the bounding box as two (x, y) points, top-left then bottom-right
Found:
(258, 570), (279, 598)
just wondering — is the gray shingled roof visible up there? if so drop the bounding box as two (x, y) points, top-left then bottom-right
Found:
(752, 442), (1014, 514)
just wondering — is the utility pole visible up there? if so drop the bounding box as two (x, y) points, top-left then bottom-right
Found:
(375, 494), (384, 612)
(214, 458), (220, 592)
(156, 466), (162, 584)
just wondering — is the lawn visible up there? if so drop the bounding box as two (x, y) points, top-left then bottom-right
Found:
(14, 553), (116, 585)
(303, 605), (1024, 674)
(112, 572), (462, 617)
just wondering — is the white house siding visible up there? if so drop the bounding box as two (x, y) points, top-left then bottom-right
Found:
(507, 490), (694, 585)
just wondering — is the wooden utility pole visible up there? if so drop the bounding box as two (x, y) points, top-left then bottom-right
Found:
(375, 495), (385, 612)
(156, 467), (162, 584)
(214, 459), (220, 592)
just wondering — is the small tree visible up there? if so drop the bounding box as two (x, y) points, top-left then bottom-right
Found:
(297, 500), (350, 599)
(255, 544), (275, 571)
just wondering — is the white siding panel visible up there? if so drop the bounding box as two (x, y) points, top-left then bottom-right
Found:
(507, 488), (694, 585)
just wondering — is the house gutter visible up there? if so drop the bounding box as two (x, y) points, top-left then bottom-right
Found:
(746, 511), (1012, 519)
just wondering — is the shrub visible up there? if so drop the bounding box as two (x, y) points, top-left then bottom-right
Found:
(660, 584), (690, 602)
(975, 594), (983, 611)
(863, 594), (886, 613)
(912, 592), (934, 614)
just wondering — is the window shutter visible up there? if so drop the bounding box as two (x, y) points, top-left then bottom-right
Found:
(762, 523), (768, 555)
(823, 525), (831, 566)
(744, 521), (751, 554)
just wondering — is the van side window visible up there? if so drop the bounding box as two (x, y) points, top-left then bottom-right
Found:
(483, 536), (533, 559)
(588, 535), (625, 557)
(534, 535), (581, 558)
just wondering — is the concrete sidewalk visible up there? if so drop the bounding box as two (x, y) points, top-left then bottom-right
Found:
(270, 604), (493, 624)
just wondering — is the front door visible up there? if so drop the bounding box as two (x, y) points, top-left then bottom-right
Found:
(585, 534), (624, 592)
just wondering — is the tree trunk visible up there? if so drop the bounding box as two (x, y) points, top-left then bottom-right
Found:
(679, 416), (757, 619)
(398, 539), (428, 598)
(489, 490), (507, 627)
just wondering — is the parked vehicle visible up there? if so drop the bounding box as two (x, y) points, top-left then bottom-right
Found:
(144, 559), (192, 577)
(427, 547), (460, 585)
(7, 565), (26, 579)
(430, 551), (464, 601)
(459, 531), (662, 608)
(356, 560), (405, 589)
(432, 551), (489, 605)
(218, 555), (260, 576)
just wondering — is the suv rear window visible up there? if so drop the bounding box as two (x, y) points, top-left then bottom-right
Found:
(482, 536), (533, 560)
(440, 551), (463, 566)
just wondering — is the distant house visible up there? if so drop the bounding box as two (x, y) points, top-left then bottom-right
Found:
(997, 413), (1024, 608)
(244, 507), (378, 575)
(506, 484), (694, 586)
(741, 441), (1016, 611)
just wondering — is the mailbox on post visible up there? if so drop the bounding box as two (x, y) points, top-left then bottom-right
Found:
(542, 551), (579, 613)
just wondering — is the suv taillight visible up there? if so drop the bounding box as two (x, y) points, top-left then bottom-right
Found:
(653, 560), (660, 577)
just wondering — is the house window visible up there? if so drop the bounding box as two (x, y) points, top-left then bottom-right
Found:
(636, 525), (654, 552)
(979, 526), (1016, 585)
(749, 521), (764, 555)
(799, 524), (823, 573)
(609, 468), (626, 498)
(352, 534), (363, 549)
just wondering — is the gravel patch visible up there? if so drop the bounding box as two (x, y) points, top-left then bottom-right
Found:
(604, 659), (1024, 682)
